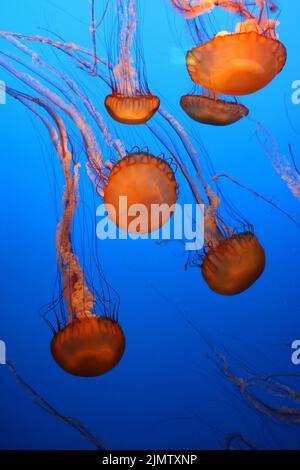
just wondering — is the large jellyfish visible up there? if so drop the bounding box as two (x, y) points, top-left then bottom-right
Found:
(104, 151), (178, 233)
(171, 1), (286, 96)
(170, 2), (252, 125)
(104, 0), (160, 124)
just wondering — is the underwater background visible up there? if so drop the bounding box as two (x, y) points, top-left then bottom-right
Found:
(0, 0), (300, 450)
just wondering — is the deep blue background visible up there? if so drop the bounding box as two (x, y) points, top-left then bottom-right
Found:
(0, 0), (300, 450)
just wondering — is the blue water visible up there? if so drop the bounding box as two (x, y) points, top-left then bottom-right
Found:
(0, 0), (300, 450)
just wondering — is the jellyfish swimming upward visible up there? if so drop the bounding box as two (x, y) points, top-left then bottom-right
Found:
(105, 0), (160, 125)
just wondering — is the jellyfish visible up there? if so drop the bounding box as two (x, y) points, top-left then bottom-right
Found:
(170, 3), (249, 125)
(151, 108), (266, 295)
(46, 105), (125, 377)
(180, 90), (249, 126)
(104, 0), (160, 124)
(4, 84), (125, 377)
(171, 1), (287, 96)
(201, 231), (265, 296)
(104, 151), (179, 234)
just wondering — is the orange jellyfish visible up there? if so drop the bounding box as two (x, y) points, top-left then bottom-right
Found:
(7, 88), (126, 377)
(201, 231), (266, 295)
(105, 0), (160, 124)
(184, 1), (286, 95)
(51, 123), (125, 377)
(105, 94), (160, 125)
(180, 91), (249, 126)
(197, 178), (266, 295)
(157, 108), (266, 295)
(103, 151), (178, 234)
(51, 316), (125, 378)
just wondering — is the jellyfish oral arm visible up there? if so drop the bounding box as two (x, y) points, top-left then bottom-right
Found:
(169, 1), (255, 20)
(6, 87), (95, 322)
(113, 0), (139, 95)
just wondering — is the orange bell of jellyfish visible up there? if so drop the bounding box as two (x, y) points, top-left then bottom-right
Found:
(180, 95), (249, 126)
(186, 32), (287, 96)
(104, 152), (178, 234)
(51, 316), (125, 377)
(201, 232), (266, 296)
(105, 94), (160, 125)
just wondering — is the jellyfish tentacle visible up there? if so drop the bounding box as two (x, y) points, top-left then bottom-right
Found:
(169, 1), (255, 20)
(253, 119), (300, 201)
(113, 0), (139, 96)
(0, 31), (112, 75)
(0, 35), (126, 160)
(158, 108), (224, 243)
(6, 86), (125, 377)
(212, 173), (300, 229)
(6, 86), (95, 322)
(7, 360), (108, 450)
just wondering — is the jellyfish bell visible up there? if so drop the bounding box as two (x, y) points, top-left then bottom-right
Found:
(186, 31), (287, 96)
(180, 94), (249, 126)
(201, 231), (266, 296)
(104, 152), (178, 234)
(51, 316), (125, 377)
(105, 93), (160, 125)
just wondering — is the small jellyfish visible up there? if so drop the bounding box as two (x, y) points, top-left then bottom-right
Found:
(104, 151), (178, 234)
(201, 231), (266, 296)
(105, 0), (160, 124)
(180, 92), (249, 126)
(105, 94), (160, 125)
(185, 2), (287, 95)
